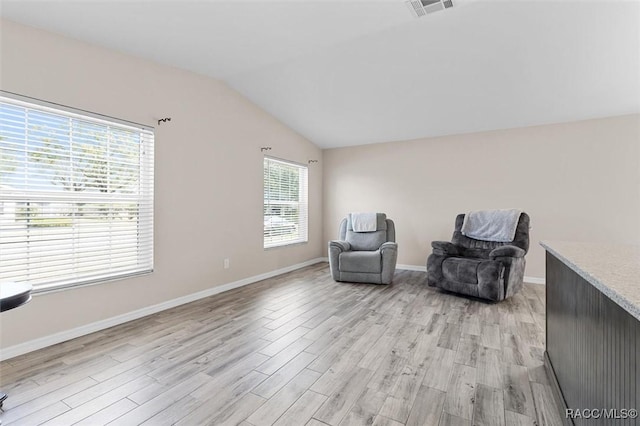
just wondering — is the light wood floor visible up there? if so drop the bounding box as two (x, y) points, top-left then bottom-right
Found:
(0, 263), (563, 426)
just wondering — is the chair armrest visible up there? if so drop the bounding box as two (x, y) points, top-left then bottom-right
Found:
(329, 240), (351, 252)
(380, 241), (398, 254)
(490, 245), (525, 259)
(380, 242), (398, 284)
(431, 241), (459, 256)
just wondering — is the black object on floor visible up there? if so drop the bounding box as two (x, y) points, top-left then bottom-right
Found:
(0, 282), (33, 410)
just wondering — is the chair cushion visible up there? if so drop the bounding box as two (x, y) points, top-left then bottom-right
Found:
(442, 257), (483, 284)
(442, 257), (504, 286)
(460, 247), (491, 259)
(345, 230), (387, 251)
(339, 251), (382, 273)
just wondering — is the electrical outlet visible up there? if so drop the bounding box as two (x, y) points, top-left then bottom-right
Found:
(223, 258), (230, 269)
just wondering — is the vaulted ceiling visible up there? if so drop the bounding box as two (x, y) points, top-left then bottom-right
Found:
(2, 0), (639, 148)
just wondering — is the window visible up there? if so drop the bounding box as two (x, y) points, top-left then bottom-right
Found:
(263, 157), (308, 248)
(0, 94), (154, 292)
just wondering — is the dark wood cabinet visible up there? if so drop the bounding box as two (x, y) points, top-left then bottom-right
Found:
(545, 250), (639, 426)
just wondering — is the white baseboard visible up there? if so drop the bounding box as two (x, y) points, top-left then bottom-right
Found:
(396, 263), (545, 285)
(524, 276), (546, 285)
(396, 264), (426, 272)
(319, 261), (545, 284)
(0, 258), (326, 362)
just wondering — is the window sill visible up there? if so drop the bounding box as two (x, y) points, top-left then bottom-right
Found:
(264, 240), (309, 250)
(32, 270), (153, 296)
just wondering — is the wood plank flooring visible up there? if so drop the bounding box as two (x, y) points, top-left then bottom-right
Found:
(0, 263), (563, 425)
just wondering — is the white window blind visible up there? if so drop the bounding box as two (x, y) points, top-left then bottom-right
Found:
(0, 94), (154, 292)
(264, 157), (308, 248)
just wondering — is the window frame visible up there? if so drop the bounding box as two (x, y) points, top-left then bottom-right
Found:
(0, 91), (154, 294)
(263, 156), (309, 249)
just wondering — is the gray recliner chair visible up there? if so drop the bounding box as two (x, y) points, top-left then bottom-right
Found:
(328, 213), (398, 284)
(427, 212), (530, 301)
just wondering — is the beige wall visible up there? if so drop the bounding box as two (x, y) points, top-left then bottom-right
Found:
(323, 115), (640, 279)
(2, 19), (638, 353)
(0, 20), (323, 348)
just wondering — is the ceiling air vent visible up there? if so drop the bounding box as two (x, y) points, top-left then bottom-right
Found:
(406, 0), (453, 18)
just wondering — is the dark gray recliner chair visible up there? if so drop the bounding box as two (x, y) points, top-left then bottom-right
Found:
(426, 212), (530, 301)
(328, 213), (398, 284)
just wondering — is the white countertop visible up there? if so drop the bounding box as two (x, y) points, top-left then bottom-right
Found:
(540, 241), (640, 320)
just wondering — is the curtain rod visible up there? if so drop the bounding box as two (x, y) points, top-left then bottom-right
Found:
(0, 90), (156, 131)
